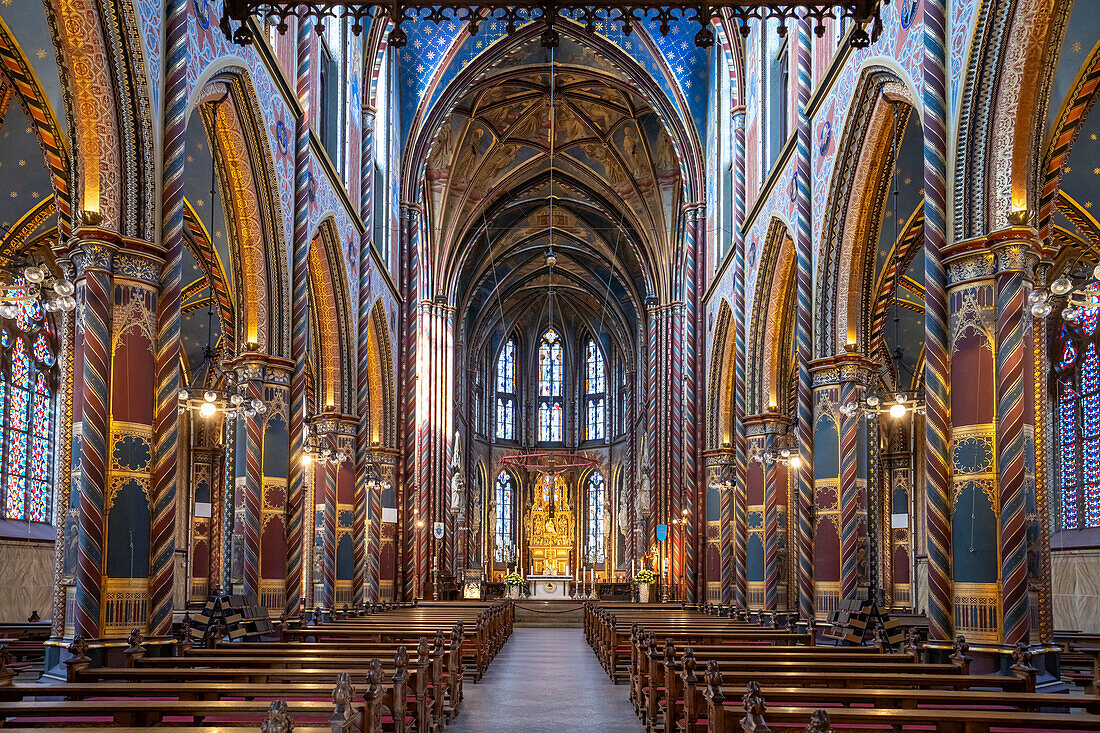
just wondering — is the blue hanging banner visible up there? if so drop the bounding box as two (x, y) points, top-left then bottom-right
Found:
(655, 524), (668, 542)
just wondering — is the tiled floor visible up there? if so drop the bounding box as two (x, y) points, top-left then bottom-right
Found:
(447, 627), (642, 733)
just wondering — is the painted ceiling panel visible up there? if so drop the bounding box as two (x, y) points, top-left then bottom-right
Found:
(1, 2), (66, 136)
(0, 101), (53, 243)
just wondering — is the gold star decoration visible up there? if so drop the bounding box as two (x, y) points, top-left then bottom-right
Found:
(904, 177), (911, 185)
(1073, 40), (1082, 53)
(1067, 166), (1073, 173)
(186, 155), (194, 163)
(196, 199), (204, 207)
(1087, 201), (1094, 209)
(9, 191), (16, 198)
(215, 230), (223, 238)
(1093, 167), (1099, 175)
(35, 49), (46, 59)
(0, 1), (12, 7)
(17, 159), (25, 167)
(31, 191), (39, 199)
(1093, 134), (1098, 140)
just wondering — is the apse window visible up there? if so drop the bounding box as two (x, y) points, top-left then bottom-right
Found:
(0, 286), (56, 523)
(494, 471), (514, 562)
(495, 337), (515, 440)
(585, 338), (606, 441)
(538, 329), (563, 442)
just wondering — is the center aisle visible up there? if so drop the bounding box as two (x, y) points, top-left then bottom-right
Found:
(448, 627), (642, 732)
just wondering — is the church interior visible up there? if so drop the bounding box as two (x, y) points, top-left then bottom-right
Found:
(1, 0), (1100, 730)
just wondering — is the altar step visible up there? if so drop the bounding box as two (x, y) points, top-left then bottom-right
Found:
(513, 600), (586, 628)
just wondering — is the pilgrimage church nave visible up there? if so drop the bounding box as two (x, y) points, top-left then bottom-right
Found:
(0, 0), (1099, 730)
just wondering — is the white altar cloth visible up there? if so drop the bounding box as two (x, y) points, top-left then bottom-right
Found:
(527, 575), (573, 599)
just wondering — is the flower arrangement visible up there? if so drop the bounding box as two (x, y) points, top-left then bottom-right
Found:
(504, 571), (525, 587)
(633, 569), (656, 584)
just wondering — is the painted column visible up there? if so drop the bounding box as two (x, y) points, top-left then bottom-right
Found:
(189, 446), (216, 600)
(942, 240), (999, 644)
(808, 355), (873, 616)
(744, 415), (781, 609)
(72, 239), (115, 642)
(400, 202), (422, 601)
(1032, 263), (1054, 643)
(752, 414), (791, 611)
(793, 13), (815, 622)
(922, 0), (954, 644)
(234, 356), (292, 613)
(150, 0), (189, 638)
(686, 203), (706, 603)
(882, 418), (914, 609)
(731, 106), (748, 610)
(312, 414), (357, 610)
(991, 229), (1039, 646)
(356, 108), (377, 604)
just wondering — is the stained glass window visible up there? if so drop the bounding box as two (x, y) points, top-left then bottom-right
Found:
(586, 472), (606, 563)
(494, 471), (514, 562)
(1, 283), (57, 523)
(495, 339), (515, 440)
(538, 329), (563, 442)
(1054, 284), (1100, 530)
(584, 338), (606, 441)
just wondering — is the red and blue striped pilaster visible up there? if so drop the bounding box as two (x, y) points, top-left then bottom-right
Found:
(355, 111), (376, 604)
(148, 0), (189, 637)
(284, 15), (313, 618)
(839, 381), (861, 601)
(732, 108), (748, 610)
(76, 260), (113, 640)
(243, 380), (264, 599)
(323, 463), (337, 609)
(763, 455), (779, 610)
(993, 236), (1035, 646)
(794, 16), (815, 621)
(922, 0), (954, 643)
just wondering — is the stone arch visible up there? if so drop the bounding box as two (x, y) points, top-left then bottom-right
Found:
(707, 299), (734, 449)
(954, 0), (1069, 238)
(816, 64), (919, 359)
(189, 66), (290, 358)
(366, 298), (397, 449)
(307, 217), (355, 414)
(747, 217), (796, 416)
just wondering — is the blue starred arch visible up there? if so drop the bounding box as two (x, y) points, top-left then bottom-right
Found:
(398, 12), (709, 148)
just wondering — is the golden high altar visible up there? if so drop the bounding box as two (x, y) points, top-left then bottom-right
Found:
(525, 475), (574, 575)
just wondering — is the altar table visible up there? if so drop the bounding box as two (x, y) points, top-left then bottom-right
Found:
(527, 575), (573, 599)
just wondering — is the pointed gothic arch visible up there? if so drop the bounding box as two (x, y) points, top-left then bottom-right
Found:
(307, 217), (356, 414)
(747, 217), (796, 416)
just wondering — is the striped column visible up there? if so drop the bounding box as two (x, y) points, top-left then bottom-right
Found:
(220, 416), (235, 591)
(992, 230), (1039, 646)
(323, 458), (337, 609)
(922, 0), (954, 644)
(149, 0), (189, 637)
(1032, 266), (1053, 642)
(241, 377), (264, 599)
(758, 414), (789, 611)
(838, 380), (861, 601)
(355, 110), (377, 603)
(74, 244), (114, 640)
(683, 204), (705, 602)
(794, 15), (815, 621)
(285, 14), (313, 618)
(731, 107), (748, 610)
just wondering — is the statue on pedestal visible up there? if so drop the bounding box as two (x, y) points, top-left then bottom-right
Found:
(449, 430), (465, 516)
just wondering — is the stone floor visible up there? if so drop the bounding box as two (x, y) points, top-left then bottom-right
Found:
(448, 627), (642, 733)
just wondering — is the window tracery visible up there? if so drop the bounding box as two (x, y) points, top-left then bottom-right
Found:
(586, 471), (606, 564)
(1, 286), (57, 523)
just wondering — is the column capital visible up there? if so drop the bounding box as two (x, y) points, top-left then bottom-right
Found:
(744, 412), (790, 437)
(987, 226), (1041, 276)
(809, 352), (877, 387)
(230, 352), (295, 384)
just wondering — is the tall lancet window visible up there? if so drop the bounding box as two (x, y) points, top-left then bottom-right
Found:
(586, 471), (606, 563)
(1055, 284), (1100, 530)
(584, 338), (606, 440)
(538, 329), (563, 442)
(494, 471), (514, 562)
(495, 338), (515, 440)
(0, 288), (56, 522)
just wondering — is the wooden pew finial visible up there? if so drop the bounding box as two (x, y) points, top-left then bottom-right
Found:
(261, 700), (294, 733)
(124, 627), (146, 667)
(903, 626), (923, 661)
(27, 610), (40, 623)
(805, 709), (833, 733)
(0, 643), (15, 687)
(1011, 642), (1038, 693)
(950, 635), (972, 675)
(740, 681), (770, 733)
(330, 671), (359, 732)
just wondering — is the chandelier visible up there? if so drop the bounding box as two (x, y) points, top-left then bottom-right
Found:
(1030, 264), (1100, 321)
(840, 389), (924, 420)
(751, 439), (801, 468)
(0, 259), (77, 317)
(302, 421), (351, 466)
(222, 1), (884, 50)
(178, 379), (269, 421)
